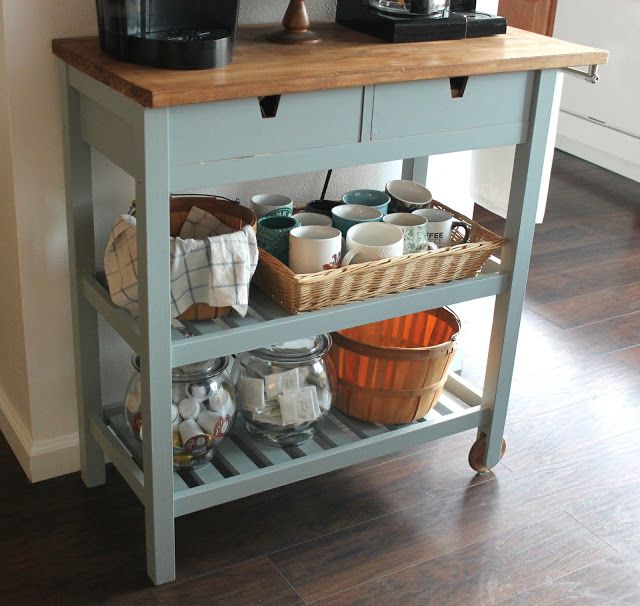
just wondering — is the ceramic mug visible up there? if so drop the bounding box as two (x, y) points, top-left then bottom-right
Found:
(305, 199), (344, 217)
(331, 204), (383, 237)
(289, 225), (343, 274)
(257, 215), (300, 264)
(382, 213), (437, 253)
(412, 208), (471, 247)
(341, 222), (404, 266)
(250, 194), (294, 218)
(342, 189), (391, 215)
(385, 179), (433, 213)
(293, 212), (333, 227)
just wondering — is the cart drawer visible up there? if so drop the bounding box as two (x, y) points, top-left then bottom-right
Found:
(371, 72), (533, 141)
(170, 87), (364, 165)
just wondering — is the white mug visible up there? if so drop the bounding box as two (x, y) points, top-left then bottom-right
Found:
(412, 208), (471, 247)
(293, 212), (333, 227)
(382, 213), (437, 253)
(341, 222), (404, 266)
(289, 225), (343, 274)
(250, 194), (294, 218)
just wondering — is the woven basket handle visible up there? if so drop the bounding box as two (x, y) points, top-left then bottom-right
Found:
(128, 194), (241, 215)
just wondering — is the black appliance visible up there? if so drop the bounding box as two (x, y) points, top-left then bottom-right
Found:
(95, 0), (239, 70)
(336, 0), (507, 43)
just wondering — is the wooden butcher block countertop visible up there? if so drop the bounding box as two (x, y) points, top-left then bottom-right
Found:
(53, 23), (608, 108)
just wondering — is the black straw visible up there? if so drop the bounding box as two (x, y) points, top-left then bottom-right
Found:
(320, 169), (333, 200)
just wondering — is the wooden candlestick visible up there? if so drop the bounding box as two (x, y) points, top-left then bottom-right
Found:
(268, 0), (321, 44)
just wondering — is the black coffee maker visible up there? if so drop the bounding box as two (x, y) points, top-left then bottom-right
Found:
(336, 0), (506, 43)
(95, 0), (239, 69)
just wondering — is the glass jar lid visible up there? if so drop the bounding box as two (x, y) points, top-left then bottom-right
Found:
(131, 356), (229, 382)
(250, 334), (332, 363)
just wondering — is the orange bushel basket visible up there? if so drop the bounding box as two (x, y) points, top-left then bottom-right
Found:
(329, 308), (461, 424)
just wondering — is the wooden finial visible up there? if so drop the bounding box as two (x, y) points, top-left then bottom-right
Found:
(268, 0), (321, 44)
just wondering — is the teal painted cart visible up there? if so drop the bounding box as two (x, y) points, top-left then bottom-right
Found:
(54, 25), (607, 584)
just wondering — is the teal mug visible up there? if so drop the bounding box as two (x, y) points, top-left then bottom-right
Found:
(342, 189), (391, 215)
(257, 215), (300, 265)
(331, 203), (383, 237)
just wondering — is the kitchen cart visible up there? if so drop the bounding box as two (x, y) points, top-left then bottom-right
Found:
(53, 25), (606, 585)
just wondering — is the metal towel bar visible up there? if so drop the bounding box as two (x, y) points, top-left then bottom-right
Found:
(561, 64), (600, 84)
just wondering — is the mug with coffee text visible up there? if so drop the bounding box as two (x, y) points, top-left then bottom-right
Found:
(412, 208), (471, 247)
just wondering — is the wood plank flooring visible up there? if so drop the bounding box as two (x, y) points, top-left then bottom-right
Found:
(1, 151), (639, 605)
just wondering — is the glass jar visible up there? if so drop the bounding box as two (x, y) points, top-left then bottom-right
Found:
(124, 356), (236, 470)
(234, 335), (336, 446)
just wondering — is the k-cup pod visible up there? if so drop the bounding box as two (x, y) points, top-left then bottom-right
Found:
(188, 382), (212, 402)
(209, 388), (230, 412)
(178, 397), (201, 420)
(172, 432), (183, 449)
(125, 384), (141, 414)
(132, 412), (143, 435)
(179, 419), (210, 453)
(171, 404), (181, 431)
(197, 410), (233, 439)
(171, 383), (185, 404)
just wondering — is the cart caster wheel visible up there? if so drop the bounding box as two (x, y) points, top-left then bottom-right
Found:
(468, 432), (506, 473)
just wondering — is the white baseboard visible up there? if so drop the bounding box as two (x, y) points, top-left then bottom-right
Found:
(0, 386), (32, 478)
(29, 432), (80, 482)
(556, 112), (640, 184)
(0, 386), (79, 482)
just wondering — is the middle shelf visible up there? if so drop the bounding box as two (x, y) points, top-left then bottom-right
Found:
(82, 257), (505, 365)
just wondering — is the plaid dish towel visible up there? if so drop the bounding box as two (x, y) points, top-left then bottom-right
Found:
(104, 206), (258, 318)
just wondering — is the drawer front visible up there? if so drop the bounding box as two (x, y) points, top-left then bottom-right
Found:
(170, 87), (364, 165)
(371, 72), (533, 141)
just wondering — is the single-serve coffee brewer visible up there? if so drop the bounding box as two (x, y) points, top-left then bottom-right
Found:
(95, 0), (239, 69)
(336, 0), (507, 43)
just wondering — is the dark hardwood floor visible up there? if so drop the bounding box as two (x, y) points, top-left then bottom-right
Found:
(1, 151), (639, 605)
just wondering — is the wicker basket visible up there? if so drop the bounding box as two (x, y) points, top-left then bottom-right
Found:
(169, 195), (257, 321)
(253, 201), (504, 314)
(329, 308), (460, 424)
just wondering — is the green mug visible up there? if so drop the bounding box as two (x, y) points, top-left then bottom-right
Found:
(257, 215), (301, 265)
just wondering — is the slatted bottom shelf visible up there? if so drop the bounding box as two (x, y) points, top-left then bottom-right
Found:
(104, 387), (483, 517)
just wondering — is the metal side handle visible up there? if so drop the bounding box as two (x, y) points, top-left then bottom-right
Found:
(561, 64), (600, 84)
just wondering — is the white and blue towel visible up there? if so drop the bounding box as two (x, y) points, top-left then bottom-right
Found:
(104, 206), (258, 319)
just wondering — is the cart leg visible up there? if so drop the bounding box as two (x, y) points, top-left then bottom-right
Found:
(401, 156), (429, 183)
(136, 108), (176, 584)
(476, 69), (563, 472)
(59, 64), (106, 488)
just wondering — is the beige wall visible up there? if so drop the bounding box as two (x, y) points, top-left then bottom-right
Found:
(0, 0), (31, 439)
(0, 0), (97, 479)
